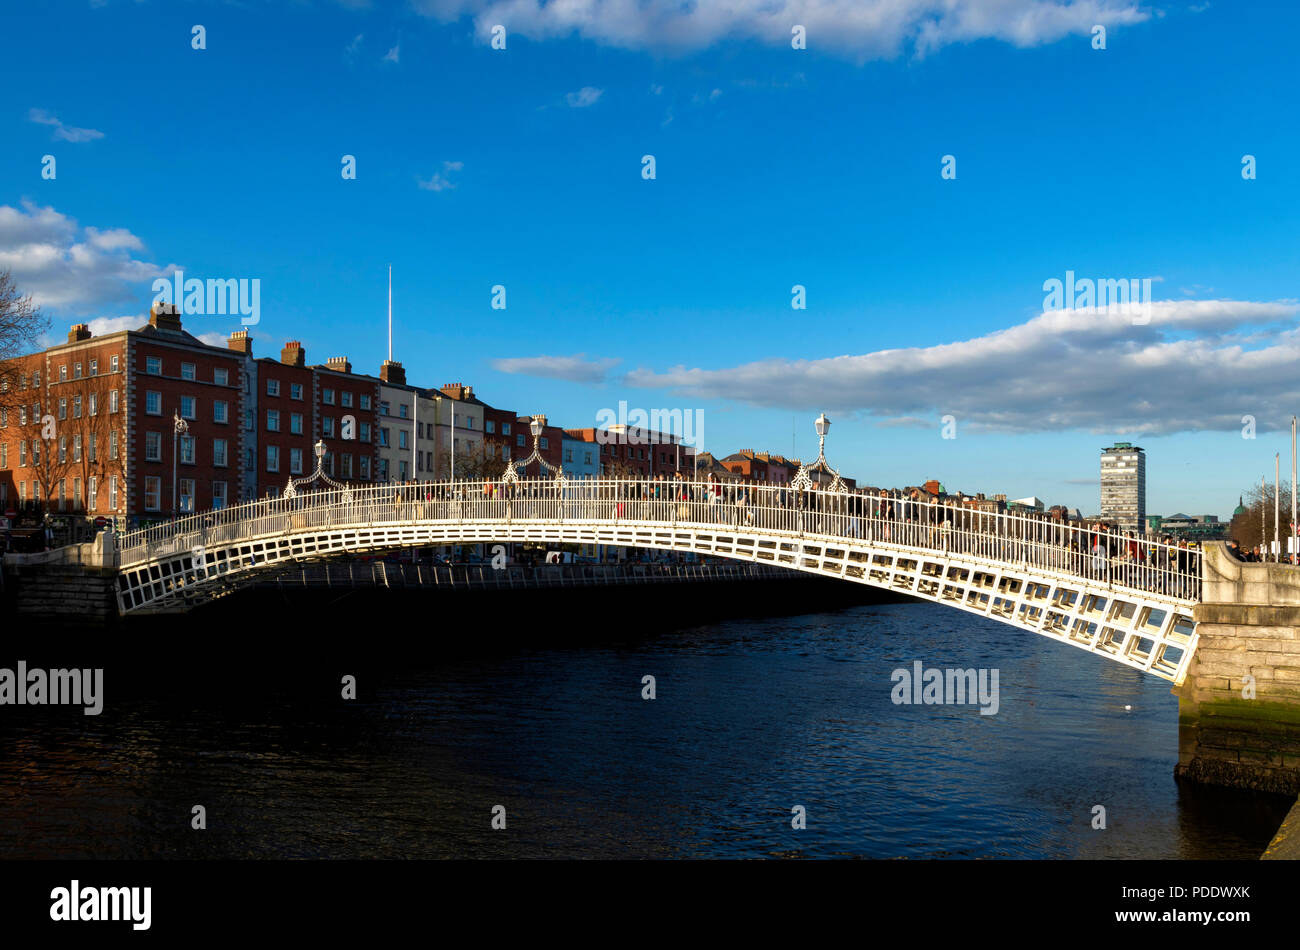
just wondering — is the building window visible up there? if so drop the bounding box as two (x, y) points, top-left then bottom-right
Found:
(109, 430), (118, 460)
(88, 433), (97, 462)
(289, 447), (303, 475)
(321, 417), (335, 438)
(323, 388), (335, 405)
(378, 428), (389, 447)
(214, 368), (229, 386)
(74, 362), (83, 379)
(212, 481), (227, 510)
(290, 412), (303, 435)
(59, 365), (67, 382)
(398, 430), (408, 450)
(181, 362), (196, 381)
(73, 477), (82, 508)
(565, 448), (573, 463)
(340, 454), (353, 479)
(58, 398), (66, 420)
(110, 390), (120, 413)
(58, 478), (66, 511)
(341, 391), (353, 408)
(146, 356), (161, 375)
(110, 356), (119, 373)
(180, 435), (195, 465)
(585, 451), (592, 465)
(88, 392), (97, 416)
(73, 395), (81, 418)
(398, 403), (408, 419)
(144, 476), (161, 511)
(146, 391), (161, 415)
(109, 475), (118, 511)
(465, 416), (475, 430)
(180, 396), (196, 420)
(266, 378), (280, 397)
(359, 394), (371, 410)
(0, 444), (6, 469)
(540, 437), (549, 450)
(214, 438), (228, 467)
(19, 442), (26, 466)
(516, 434), (525, 447)
(290, 383), (303, 400)
(145, 431), (162, 461)
(89, 359), (97, 376)
(72, 434), (81, 462)
(486, 420), (495, 434)
(266, 409), (280, 432)
(214, 400), (228, 424)
(359, 455), (370, 479)
(359, 422), (371, 442)
(379, 401), (390, 417)
(58, 436), (66, 463)
(179, 478), (195, 512)
(266, 445), (280, 472)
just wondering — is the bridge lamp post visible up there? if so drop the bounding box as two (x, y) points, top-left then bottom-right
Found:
(172, 411), (189, 516)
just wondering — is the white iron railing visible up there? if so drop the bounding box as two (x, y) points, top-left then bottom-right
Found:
(116, 478), (1202, 603)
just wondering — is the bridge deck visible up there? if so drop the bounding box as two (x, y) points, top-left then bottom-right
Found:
(111, 479), (1201, 682)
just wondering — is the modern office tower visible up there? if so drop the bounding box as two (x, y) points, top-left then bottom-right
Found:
(1100, 442), (1146, 532)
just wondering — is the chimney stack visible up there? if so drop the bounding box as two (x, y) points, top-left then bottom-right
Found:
(227, 329), (253, 355)
(280, 340), (305, 367)
(67, 323), (92, 344)
(380, 360), (406, 385)
(325, 356), (352, 374)
(149, 302), (182, 332)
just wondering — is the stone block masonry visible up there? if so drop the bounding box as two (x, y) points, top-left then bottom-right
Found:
(1177, 542), (1300, 794)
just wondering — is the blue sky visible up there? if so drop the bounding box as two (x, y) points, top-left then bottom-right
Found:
(3, 0), (1297, 517)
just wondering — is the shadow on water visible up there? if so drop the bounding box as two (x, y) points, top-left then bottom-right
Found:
(0, 578), (1292, 859)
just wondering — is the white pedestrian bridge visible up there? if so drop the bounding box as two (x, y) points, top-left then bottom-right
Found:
(113, 478), (1202, 684)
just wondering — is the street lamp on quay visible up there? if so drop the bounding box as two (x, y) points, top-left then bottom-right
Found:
(172, 410), (189, 516)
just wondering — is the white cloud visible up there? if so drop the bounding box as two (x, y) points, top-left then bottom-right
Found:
(493, 353), (621, 384)
(624, 299), (1300, 436)
(565, 86), (604, 108)
(345, 33), (364, 60)
(383, 43), (400, 63)
(414, 0), (1149, 58)
(28, 108), (105, 143)
(417, 161), (463, 191)
(0, 200), (173, 313)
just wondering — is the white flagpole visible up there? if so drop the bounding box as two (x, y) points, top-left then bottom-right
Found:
(1275, 452), (1281, 562)
(387, 265), (392, 363)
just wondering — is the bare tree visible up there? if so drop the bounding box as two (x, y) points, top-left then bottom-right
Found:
(0, 270), (48, 415)
(1230, 483), (1295, 554)
(453, 444), (508, 480)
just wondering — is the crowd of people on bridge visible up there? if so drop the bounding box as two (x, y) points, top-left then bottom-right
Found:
(123, 474), (1203, 602)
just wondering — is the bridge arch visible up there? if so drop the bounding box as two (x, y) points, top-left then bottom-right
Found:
(113, 479), (1200, 682)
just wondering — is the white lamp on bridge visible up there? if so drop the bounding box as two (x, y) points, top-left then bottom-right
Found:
(792, 412), (845, 493)
(502, 413), (562, 485)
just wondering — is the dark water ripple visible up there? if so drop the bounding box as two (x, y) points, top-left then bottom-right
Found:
(0, 601), (1291, 858)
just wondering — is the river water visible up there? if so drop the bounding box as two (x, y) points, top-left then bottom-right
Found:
(0, 596), (1289, 859)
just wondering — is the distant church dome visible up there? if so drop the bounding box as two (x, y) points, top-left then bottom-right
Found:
(1233, 495), (1248, 516)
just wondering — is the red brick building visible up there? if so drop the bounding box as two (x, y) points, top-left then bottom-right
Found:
(0, 306), (381, 529)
